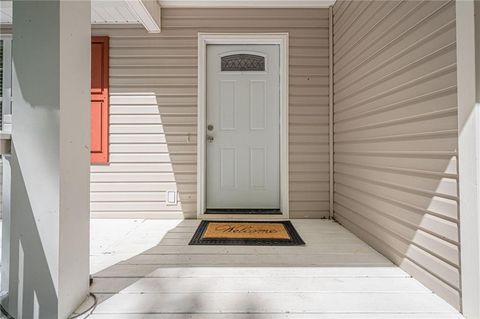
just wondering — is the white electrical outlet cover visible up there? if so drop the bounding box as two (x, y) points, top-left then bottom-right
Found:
(167, 191), (177, 204)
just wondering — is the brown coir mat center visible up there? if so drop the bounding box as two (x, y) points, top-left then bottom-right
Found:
(189, 220), (305, 246)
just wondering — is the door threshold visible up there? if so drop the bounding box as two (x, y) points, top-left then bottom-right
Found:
(206, 209), (282, 215)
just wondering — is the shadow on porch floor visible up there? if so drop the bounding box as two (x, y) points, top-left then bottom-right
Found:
(73, 219), (463, 318)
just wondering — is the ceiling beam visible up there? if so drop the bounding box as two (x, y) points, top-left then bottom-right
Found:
(157, 0), (335, 8)
(125, 0), (161, 33)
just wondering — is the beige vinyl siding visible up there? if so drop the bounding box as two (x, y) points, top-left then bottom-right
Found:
(91, 8), (330, 219)
(332, 0), (460, 310)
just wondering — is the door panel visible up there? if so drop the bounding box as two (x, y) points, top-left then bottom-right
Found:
(250, 147), (267, 188)
(250, 80), (267, 130)
(219, 80), (236, 130)
(206, 44), (280, 209)
(220, 148), (237, 189)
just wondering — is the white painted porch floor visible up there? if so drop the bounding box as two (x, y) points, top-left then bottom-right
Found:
(74, 219), (463, 319)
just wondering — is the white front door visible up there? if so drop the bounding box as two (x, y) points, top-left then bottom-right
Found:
(206, 44), (280, 210)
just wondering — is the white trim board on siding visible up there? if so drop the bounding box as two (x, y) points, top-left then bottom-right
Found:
(456, 0), (480, 318)
(197, 33), (289, 219)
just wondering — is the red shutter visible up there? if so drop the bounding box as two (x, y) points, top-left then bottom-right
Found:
(91, 36), (110, 164)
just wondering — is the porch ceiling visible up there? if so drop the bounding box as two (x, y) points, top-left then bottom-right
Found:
(0, 0), (335, 25)
(0, 0), (141, 25)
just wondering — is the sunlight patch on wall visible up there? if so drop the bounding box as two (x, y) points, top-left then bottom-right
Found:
(90, 92), (197, 219)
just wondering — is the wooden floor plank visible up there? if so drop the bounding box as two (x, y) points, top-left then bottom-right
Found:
(89, 292), (458, 314)
(90, 276), (431, 294)
(150, 235), (368, 247)
(88, 315), (463, 319)
(118, 253), (391, 266)
(142, 243), (373, 255)
(94, 265), (410, 278)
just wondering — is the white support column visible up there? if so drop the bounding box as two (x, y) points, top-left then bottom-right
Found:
(5, 1), (91, 318)
(456, 1), (480, 318)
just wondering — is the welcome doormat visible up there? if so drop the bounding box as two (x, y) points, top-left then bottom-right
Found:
(189, 221), (305, 246)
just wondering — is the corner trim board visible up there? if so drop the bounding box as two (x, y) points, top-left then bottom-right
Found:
(328, 6), (334, 219)
(456, 1), (480, 317)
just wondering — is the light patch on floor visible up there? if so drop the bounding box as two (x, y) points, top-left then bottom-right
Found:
(70, 219), (464, 319)
(90, 219), (182, 274)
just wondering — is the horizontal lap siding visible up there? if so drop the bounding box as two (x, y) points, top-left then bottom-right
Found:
(332, 0), (460, 309)
(91, 8), (330, 219)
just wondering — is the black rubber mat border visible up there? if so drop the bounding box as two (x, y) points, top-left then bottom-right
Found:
(189, 220), (305, 246)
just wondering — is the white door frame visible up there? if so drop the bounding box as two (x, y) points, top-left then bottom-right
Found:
(197, 33), (289, 220)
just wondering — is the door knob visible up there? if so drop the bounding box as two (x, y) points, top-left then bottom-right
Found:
(207, 124), (214, 131)
(207, 135), (214, 143)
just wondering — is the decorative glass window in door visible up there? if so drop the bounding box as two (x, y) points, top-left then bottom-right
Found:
(221, 54), (265, 72)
